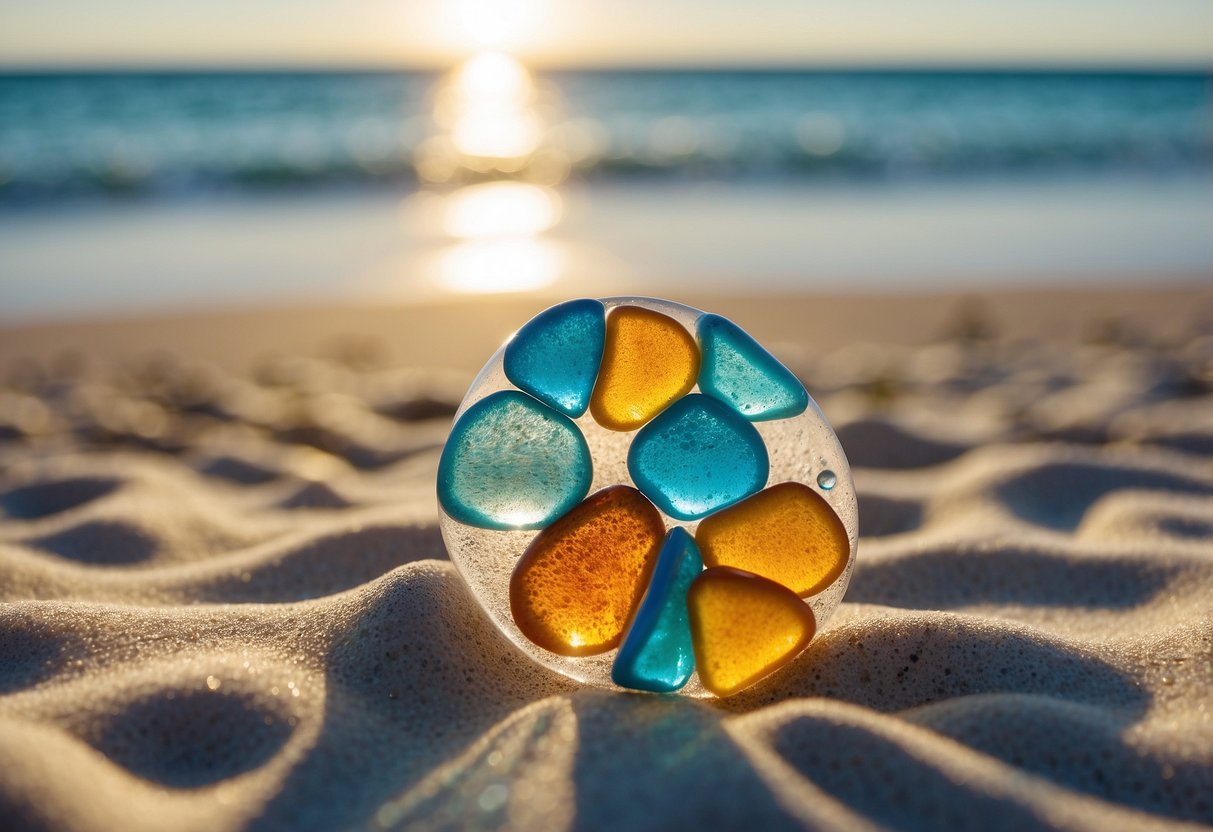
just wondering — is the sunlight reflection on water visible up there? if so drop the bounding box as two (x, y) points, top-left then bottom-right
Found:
(438, 237), (564, 294)
(414, 51), (573, 295)
(443, 182), (562, 238)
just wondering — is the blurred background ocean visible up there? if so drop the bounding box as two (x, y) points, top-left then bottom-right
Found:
(4, 70), (1209, 198)
(1, 2), (1211, 323)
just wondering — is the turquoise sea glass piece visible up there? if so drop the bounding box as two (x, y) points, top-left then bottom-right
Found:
(437, 391), (592, 530)
(697, 313), (809, 420)
(612, 527), (703, 692)
(627, 394), (769, 520)
(504, 298), (606, 418)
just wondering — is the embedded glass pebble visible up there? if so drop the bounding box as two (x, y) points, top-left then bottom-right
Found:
(510, 486), (665, 656)
(696, 481), (850, 597)
(698, 313), (810, 420)
(436, 390), (591, 530)
(628, 394), (769, 520)
(504, 298), (606, 418)
(611, 527), (703, 693)
(688, 567), (817, 697)
(438, 297), (858, 698)
(590, 305), (699, 431)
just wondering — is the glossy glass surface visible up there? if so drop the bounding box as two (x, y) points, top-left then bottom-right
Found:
(439, 297), (858, 698)
(437, 390), (592, 530)
(698, 313), (809, 420)
(510, 486), (665, 656)
(696, 481), (850, 597)
(504, 298), (606, 418)
(590, 305), (699, 431)
(688, 567), (817, 697)
(611, 527), (703, 692)
(628, 394), (769, 520)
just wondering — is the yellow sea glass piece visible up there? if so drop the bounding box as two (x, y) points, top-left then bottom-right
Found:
(590, 306), (700, 431)
(510, 486), (666, 656)
(695, 481), (849, 597)
(688, 567), (816, 697)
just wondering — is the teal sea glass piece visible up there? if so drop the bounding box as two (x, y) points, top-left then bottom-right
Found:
(504, 298), (606, 418)
(697, 313), (809, 420)
(627, 394), (769, 520)
(612, 527), (703, 692)
(438, 391), (592, 530)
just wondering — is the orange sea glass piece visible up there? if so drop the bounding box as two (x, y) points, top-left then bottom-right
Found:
(688, 567), (816, 697)
(695, 481), (849, 597)
(590, 306), (700, 431)
(510, 486), (666, 656)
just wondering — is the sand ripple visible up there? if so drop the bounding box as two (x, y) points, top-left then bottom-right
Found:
(1, 311), (1212, 830)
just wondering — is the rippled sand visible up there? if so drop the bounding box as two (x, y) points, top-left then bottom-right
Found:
(1, 290), (1211, 831)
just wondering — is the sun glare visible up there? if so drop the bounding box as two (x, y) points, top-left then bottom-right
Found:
(435, 180), (565, 293)
(415, 0), (551, 57)
(443, 182), (561, 238)
(410, 5), (569, 297)
(455, 0), (538, 49)
(438, 238), (563, 294)
(436, 51), (543, 161)
(451, 51), (534, 102)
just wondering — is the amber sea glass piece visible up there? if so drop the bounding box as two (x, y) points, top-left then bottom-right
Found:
(688, 567), (816, 697)
(695, 481), (848, 597)
(590, 306), (700, 431)
(510, 486), (666, 656)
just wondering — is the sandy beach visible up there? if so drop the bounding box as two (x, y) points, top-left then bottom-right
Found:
(0, 285), (1210, 830)
(4, 1), (1212, 826)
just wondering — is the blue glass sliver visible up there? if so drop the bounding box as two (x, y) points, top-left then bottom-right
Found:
(627, 394), (769, 520)
(697, 313), (809, 421)
(437, 391), (592, 530)
(504, 298), (606, 418)
(613, 527), (703, 693)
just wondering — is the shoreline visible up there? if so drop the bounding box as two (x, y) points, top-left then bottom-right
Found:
(2, 284), (1209, 374)
(3, 174), (1211, 327)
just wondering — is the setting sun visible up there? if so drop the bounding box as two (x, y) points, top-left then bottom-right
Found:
(455, 0), (543, 49)
(413, 0), (558, 59)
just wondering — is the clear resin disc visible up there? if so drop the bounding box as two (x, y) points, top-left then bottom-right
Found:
(438, 297), (858, 698)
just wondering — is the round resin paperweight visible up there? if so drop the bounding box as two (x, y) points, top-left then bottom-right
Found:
(437, 297), (857, 698)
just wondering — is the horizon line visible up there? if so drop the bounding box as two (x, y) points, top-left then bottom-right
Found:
(2, 59), (1211, 76)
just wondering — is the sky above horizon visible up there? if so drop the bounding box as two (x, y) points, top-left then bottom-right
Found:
(1, 0), (1211, 69)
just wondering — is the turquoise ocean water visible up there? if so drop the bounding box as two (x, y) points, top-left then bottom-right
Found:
(0, 70), (1210, 322)
(1, 70), (1209, 200)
